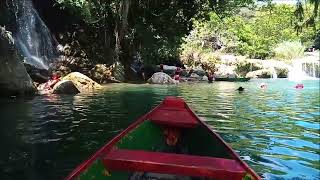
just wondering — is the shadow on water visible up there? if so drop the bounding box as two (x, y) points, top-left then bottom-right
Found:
(0, 80), (319, 180)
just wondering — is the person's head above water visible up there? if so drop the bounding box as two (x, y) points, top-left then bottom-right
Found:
(260, 83), (267, 89)
(295, 83), (304, 89)
(237, 86), (244, 91)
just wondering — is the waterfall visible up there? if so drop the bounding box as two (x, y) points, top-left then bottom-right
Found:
(11, 0), (57, 70)
(302, 62), (320, 78)
(271, 67), (277, 79)
(288, 55), (320, 81)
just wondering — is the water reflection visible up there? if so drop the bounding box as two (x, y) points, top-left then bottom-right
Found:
(0, 79), (319, 179)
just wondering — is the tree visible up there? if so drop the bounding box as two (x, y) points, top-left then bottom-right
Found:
(294, 0), (320, 32)
(54, 0), (208, 75)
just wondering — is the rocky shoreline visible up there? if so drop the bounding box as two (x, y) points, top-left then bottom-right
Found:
(0, 26), (319, 96)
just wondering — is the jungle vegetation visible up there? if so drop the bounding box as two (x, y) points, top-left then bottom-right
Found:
(17, 0), (320, 74)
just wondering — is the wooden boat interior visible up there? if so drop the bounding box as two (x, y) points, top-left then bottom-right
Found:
(67, 97), (258, 180)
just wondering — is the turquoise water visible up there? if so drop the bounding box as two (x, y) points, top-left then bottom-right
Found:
(0, 79), (319, 179)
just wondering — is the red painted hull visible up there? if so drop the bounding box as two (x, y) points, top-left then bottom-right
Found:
(65, 96), (261, 180)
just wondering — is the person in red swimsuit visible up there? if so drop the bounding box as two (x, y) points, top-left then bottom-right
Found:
(295, 84), (304, 89)
(45, 73), (61, 89)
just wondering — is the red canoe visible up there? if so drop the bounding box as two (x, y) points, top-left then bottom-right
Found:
(66, 96), (261, 180)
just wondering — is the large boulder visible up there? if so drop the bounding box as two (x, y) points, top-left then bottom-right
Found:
(0, 27), (36, 96)
(62, 72), (102, 93)
(147, 72), (177, 84)
(52, 80), (80, 94)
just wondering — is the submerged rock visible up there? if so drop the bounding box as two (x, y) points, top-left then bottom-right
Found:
(52, 80), (80, 94)
(62, 72), (102, 93)
(0, 26), (36, 96)
(148, 72), (178, 84)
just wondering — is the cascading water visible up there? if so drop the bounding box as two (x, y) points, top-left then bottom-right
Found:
(11, 0), (57, 70)
(302, 61), (320, 78)
(288, 53), (320, 81)
(271, 67), (277, 79)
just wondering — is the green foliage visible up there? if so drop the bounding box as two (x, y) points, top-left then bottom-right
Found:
(55, 0), (92, 22)
(315, 30), (320, 49)
(274, 41), (305, 61)
(294, 0), (320, 31)
(181, 3), (317, 63)
(208, 0), (255, 18)
(54, 0), (208, 68)
(180, 45), (220, 68)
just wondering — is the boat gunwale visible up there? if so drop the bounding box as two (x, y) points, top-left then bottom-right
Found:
(184, 104), (261, 180)
(64, 103), (162, 180)
(65, 96), (261, 180)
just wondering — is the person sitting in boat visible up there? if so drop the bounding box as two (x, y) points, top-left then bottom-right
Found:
(173, 67), (182, 81)
(295, 83), (304, 89)
(164, 127), (181, 147)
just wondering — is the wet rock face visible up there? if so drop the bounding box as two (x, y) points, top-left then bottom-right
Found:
(0, 27), (36, 96)
(52, 80), (80, 94)
(24, 63), (50, 83)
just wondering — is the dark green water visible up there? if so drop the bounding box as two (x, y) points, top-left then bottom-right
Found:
(0, 79), (319, 180)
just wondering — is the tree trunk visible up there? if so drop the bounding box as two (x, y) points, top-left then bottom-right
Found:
(314, 0), (319, 19)
(113, 0), (132, 79)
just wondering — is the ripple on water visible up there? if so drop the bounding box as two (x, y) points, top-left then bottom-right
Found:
(0, 79), (319, 180)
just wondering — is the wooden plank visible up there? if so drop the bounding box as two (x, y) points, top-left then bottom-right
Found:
(147, 96), (198, 128)
(148, 108), (198, 128)
(103, 149), (246, 180)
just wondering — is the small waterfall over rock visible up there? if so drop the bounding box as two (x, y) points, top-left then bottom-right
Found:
(271, 67), (277, 79)
(288, 52), (320, 81)
(302, 61), (320, 78)
(11, 0), (57, 70)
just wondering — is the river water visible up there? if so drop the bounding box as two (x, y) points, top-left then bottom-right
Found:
(0, 79), (319, 180)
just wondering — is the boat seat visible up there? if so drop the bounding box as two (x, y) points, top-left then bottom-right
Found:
(103, 149), (246, 179)
(146, 96), (198, 128)
(147, 108), (198, 128)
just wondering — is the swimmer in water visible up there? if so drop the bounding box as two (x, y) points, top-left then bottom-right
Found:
(295, 84), (304, 89)
(237, 86), (244, 92)
(260, 83), (267, 89)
